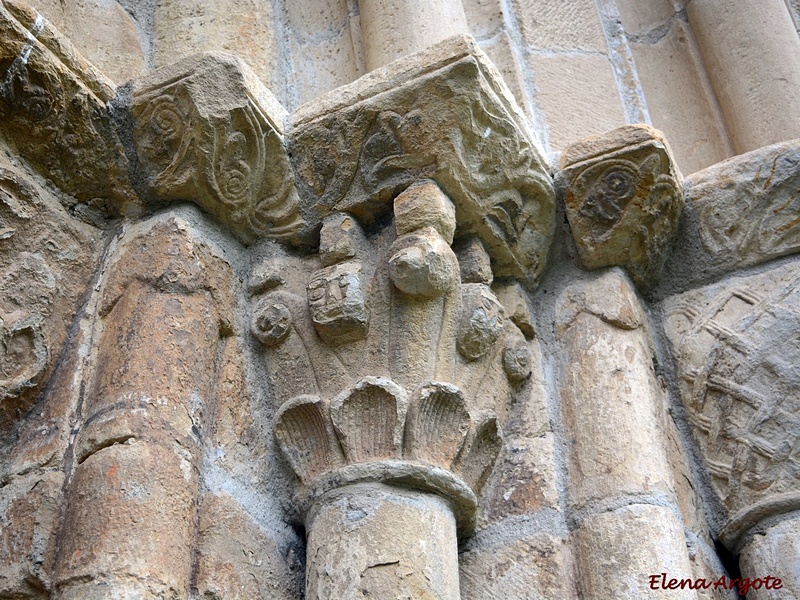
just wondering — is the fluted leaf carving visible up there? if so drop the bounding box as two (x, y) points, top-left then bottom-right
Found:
(275, 395), (343, 484)
(330, 377), (407, 462)
(404, 382), (470, 468)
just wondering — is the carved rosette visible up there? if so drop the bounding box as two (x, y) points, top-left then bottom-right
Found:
(287, 35), (555, 289)
(663, 264), (800, 548)
(131, 52), (303, 244)
(560, 125), (683, 287)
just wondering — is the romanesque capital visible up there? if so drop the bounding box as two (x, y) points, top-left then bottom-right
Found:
(287, 34), (556, 289)
(559, 125), (683, 288)
(130, 52), (304, 244)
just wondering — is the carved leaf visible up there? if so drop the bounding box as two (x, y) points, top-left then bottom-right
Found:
(404, 382), (470, 469)
(331, 377), (407, 463)
(275, 395), (343, 484)
(457, 412), (503, 492)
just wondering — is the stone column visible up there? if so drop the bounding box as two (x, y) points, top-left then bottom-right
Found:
(53, 212), (234, 599)
(738, 516), (800, 599)
(358, 0), (469, 70)
(557, 270), (697, 600)
(305, 483), (460, 599)
(687, 0), (800, 153)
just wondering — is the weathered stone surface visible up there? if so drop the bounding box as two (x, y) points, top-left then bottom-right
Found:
(319, 212), (369, 267)
(528, 53), (626, 151)
(511, 0), (607, 52)
(688, 0), (800, 153)
(662, 259), (800, 547)
(456, 236), (493, 284)
(195, 492), (303, 600)
(481, 433), (560, 523)
(307, 484), (461, 600)
(738, 516), (800, 599)
(288, 34), (555, 288)
(307, 260), (370, 343)
(153, 0), (281, 94)
(394, 179), (457, 243)
(460, 533), (577, 600)
(625, 18), (730, 174)
(557, 269), (678, 510)
(359, 0), (469, 71)
(0, 0), (135, 207)
(0, 470), (61, 596)
(28, 0), (145, 84)
(458, 283), (504, 362)
(573, 505), (697, 599)
(131, 52), (302, 244)
(55, 211), (235, 599)
(560, 125), (683, 287)
(664, 139), (800, 288)
(0, 164), (103, 435)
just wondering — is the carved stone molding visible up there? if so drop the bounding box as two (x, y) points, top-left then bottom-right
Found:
(0, 0), (135, 208)
(130, 52), (303, 245)
(288, 34), (556, 289)
(560, 125), (683, 288)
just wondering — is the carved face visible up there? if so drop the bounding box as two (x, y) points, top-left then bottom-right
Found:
(307, 262), (368, 344)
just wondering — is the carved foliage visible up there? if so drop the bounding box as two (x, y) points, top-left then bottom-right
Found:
(331, 377), (407, 462)
(288, 37), (555, 288)
(561, 125), (682, 287)
(275, 377), (502, 494)
(0, 0), (134, 206)
(131, 53), (302, 244)
(274, 396), (345, 484)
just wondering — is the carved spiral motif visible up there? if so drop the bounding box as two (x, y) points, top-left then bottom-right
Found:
(579, 163), (639, 224)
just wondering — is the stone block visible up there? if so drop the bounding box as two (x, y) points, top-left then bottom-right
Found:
(55, 441), (198, 598)
(289, 34), (555, 288)
(560, 125), (683, 287)
(287, 25), (361, 106)
(0, 470), (61, 596)
(480, 433), (560, 524)
(738, 516), (800, 599)
(194, 492), (303, 600)
(477, 31), (530, 120)
(557, 270), (677, 510)
(628, 21), (730, 175)
(394, 180), (457, 243)
(0, 0), (136, 207)
(459, 533), (577, 599)
(29, 0), (145, 84)
(529, 53), (626, 151)
(661, 259), (800, 548)
(462, 0), (503, 39)
(306, 484), (461, 599)
(131, 52), (302, 245)
(511, 0), (607, 52)
(153, 0), (280, 92)
(615, 0), (675, 37)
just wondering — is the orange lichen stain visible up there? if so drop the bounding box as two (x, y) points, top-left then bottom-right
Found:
(72, 548), (81, 560)
(107, 463), (119, 478)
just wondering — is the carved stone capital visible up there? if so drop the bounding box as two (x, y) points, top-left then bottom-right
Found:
(288, 34), (555, 289)
(0, 0), (135, 208)
(560, 125), (683, 288)
(130, 52), (303, 244)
